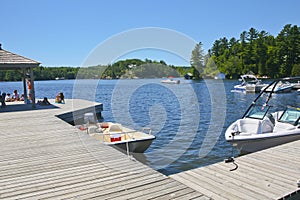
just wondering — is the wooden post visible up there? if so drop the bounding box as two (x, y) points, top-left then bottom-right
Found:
(30, 67), (36, 108)
(22, 68), (28, 104)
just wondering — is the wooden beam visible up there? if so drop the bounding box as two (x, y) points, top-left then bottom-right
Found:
(22, 68), (28, 104)
(0, 64), (40, 69)
(29, 67), (36, 108)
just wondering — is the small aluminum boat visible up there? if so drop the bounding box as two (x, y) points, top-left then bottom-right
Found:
(78, 122), (155, 153)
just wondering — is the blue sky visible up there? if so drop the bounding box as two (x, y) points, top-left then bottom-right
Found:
(1, 0), (299, 66)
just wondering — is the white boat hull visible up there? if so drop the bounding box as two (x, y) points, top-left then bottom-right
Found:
(233, 84), (267, 93)
(107, 137), (155, 153)
(232, 85), (246, 93)
(262, 83), (294, 93)
(227, 132), (300, 154)
(161, 79), (180, 84)
(225, 116), (300, 154)
(245, 84), (267, 93)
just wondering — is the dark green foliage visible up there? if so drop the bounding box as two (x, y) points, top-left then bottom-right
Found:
(0, 66), (79, 82)
(75, 59), (182, 79)
(291, 64), (300, 76)
(210, 24), (300, 78)
(0, 59), (189, 81)
(34, 66), (79, 80)
(190, 42), (205, 79)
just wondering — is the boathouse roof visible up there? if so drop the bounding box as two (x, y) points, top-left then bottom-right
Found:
(0, 44), (40, 69)
(0, 44), (40, 108)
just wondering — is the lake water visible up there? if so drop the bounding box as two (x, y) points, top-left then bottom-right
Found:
(2, 78), (299, 175)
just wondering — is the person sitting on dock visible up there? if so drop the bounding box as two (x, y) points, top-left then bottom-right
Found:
(55, 92), (65, 104)
(5, 93), (12, 102)
(12, 90), (20, 101)
(0, 92), (6, 107)
(20, 94), (25, 101)
(37, 97), (51, 106)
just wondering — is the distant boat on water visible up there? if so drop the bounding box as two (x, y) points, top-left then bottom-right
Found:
(55, 77), (65, 80)
(292, 81), (300, 89)
(232, 74), (267, 93)
(214, 73), (226, 80)
(261, 80), (293, 93)
(161, 76), (180, 84)
(161, 79), (180, 84)
(184, 73), (193, 80)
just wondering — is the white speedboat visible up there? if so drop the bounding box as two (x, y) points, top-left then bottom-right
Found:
(226, 77), (300, 154)
(184, 73), (193, 80)
(292, 81), (300, 89)
(161, 77), (180, 84)
(261, 81), (293, 93)
(232, 74), (267, 93)
(78, 122), (155, 153)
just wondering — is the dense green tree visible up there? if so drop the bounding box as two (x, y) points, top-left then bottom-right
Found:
(211, 40), (221, 57)
(190, 42), (205, 79)
(276, 24), (300, 77)
(255, 31), (269, 75)
(203, 56), (219, 78)
(210, 24), (300, 78)
(291, 64), (300, 76)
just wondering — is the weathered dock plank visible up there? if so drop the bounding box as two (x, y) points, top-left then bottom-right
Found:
(171, 140), (300, 200)
(54, 173), (169, 199)
(205, 163), (289, 197)
(172, 172), (228, 200)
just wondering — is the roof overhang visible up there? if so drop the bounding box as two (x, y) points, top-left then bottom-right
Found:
(0, 63), (40, 70)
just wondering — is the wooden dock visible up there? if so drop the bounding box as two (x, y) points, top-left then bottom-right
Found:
(171, 140), (300, 200)
(1, 99), (299, 199)
(0, 99), (207, 199)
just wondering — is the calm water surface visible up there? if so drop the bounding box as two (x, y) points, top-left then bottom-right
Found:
(2, 78), (298, 175)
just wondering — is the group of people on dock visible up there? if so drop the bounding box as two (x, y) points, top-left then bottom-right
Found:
(4, 90), (25, 102)
(0, 79), (33, 107)
(0, 90), (24, 108)
(0, 77), (65, 108)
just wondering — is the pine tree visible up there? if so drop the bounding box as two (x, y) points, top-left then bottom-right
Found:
(190, 42), (205, 79)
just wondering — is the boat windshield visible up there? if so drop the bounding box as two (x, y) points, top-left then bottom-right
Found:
(278, 107), (300, 125)
(245, 104), (271, 120)
(241, 75), (258, 83)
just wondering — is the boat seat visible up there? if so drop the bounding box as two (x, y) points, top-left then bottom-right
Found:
(274, 122), (296, 132)
(260, 115), (275, 133)
(272, 111), (283, 121)
(238, 118), (262, 134)
(108, 124), (123, 133)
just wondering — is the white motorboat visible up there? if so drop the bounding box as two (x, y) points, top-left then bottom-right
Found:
(161, 77), (180, 84)
(232, 74), (267, 93)
(184, 72), (193, 80)
(78, 122), (155, 153)
(214, 72), (226, 80)
(226, 77), (300, 154)
(292, 81), (300, 89)
(161, 79), (180, 84)
(261, 81), (293, 93)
